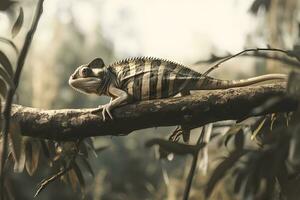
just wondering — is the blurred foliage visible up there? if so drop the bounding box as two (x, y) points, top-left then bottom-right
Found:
(0, 0), (16, 12)
(0, 0), (300, 200)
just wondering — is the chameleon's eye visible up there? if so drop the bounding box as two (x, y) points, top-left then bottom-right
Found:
(80, 67), (91, 77)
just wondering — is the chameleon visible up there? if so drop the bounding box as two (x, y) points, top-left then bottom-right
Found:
(69, 56), (287, 122)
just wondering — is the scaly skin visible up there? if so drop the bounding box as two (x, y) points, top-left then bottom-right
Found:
(69, 57), (287, 121)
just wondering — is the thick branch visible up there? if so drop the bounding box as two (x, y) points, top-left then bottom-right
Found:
(11, 83), (298, 140)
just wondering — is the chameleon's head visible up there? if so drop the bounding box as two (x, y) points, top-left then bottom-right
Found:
(69, 58), (107, 95)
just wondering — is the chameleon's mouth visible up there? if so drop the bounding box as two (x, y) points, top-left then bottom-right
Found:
(68, 76), (102, 94)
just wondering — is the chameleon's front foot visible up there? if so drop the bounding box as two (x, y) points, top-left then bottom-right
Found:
(91, 103), (114, 121)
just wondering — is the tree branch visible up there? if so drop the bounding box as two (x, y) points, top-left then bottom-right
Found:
(10, 83), (298, 140)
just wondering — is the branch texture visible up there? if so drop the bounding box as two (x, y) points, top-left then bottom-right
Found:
(11, 83), (298, 140)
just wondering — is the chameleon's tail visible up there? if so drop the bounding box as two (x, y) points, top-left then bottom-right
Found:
(194, 74), (287, 90)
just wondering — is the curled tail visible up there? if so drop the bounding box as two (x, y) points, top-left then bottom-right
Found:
(195, 74), (287, 90)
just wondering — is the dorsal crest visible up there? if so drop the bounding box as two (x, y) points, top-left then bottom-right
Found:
(108, 56), (188, 68)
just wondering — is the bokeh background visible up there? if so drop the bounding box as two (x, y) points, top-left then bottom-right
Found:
(0, 0), (299, 199)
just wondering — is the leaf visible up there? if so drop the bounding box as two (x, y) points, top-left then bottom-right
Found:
(0, 37), (19, 55)
(251, 118), (267, 140)
(8, 120), (22, 164)
(25, 139), (40, 176)
(234, 170), (247, 194)
(224, 124), (243, 147)
(287, 71), (300, 98)
(0, 78), (8, 99)
(0, 139), (3, 174)
(13, 138), (26, 173)
(68, 169), (79, 191)
(0, 50), (14, 77)
(0, 0), (16, 11)
(270, 113), (277, 131)
(205, 150), (249, 198)
(95, 145), (109, 154)
(79, 142), (89, 157)
(4, 178), (14, 200)
(85, 139), (99, 157)
(224, 135), (233, 147)
(40, 140), (50, 158)
(81, 158), (94, 177)
(145, 138), (205, 155)
(287, 49), (300, 62)
(73, 162), (86, 195)
(162, 167), (170, 186)
(234, 130), (244, 150)
(249, 0), (271, 14)
(11, 7), (24, 38)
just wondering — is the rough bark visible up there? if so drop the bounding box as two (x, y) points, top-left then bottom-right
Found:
(10, 83), (298, 140)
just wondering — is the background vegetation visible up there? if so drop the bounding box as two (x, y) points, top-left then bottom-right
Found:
(0, 0), (299, 199)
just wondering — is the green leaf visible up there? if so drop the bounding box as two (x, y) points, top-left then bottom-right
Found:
(145, 138), (205, 155)
(205, 150), (249, 198)
(0, 37), (19, 55)
(11, 7), (24, 38)
(0, 50), (14, 77)
(0, 78), (8, 99)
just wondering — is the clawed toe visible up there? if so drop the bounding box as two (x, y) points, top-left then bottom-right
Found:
(90, 101), (114, 121)
(90, 105), (104, 114)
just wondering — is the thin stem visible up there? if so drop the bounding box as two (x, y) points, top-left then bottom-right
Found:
(34, 166), (71, 197)
(0, 0), (44, 199)
(194, 51), (300, 68)
(201, 48), (299, 77)
(183, 126), (206, 200)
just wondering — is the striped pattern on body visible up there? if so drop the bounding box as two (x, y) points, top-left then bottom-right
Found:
(109, 57), (220, 101)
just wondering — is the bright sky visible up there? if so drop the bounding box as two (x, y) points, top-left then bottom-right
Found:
(97, 0), (256, 62)
(1, 0), (257, 63)
(46, 0), (256, 63)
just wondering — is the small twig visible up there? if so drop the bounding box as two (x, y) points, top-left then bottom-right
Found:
(0, 0), (44, 199)
(194, 51), (300, 68)
(183, 126), (207, 200)
(34, 166), (71, 197)
(201, 48), (299, 77)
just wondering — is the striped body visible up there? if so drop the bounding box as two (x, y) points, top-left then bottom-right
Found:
(69, 56), (287, 123)
(108, 57), (213, 101)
